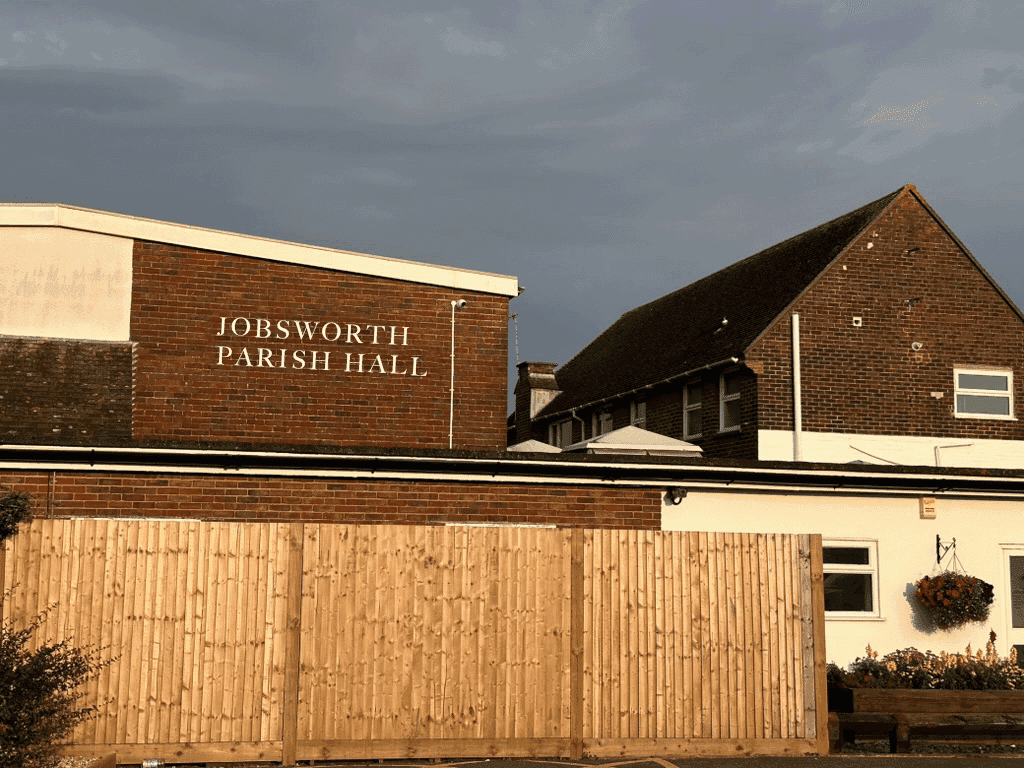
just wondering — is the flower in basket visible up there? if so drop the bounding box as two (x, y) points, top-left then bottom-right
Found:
(913, 570), (994, 630)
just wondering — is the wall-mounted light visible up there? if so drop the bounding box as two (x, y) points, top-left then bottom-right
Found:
(666, 487), (687, 505)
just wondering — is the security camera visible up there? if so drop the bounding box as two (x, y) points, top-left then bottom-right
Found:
(454, 299), (469, 310)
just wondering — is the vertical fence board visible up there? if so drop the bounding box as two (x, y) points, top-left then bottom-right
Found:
(4, 520), (824, 762)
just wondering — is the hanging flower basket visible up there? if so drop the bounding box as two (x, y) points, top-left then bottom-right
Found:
(913, 570), (994, 630)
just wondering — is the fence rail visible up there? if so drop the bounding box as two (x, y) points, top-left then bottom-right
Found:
(1, 520), (826, 763)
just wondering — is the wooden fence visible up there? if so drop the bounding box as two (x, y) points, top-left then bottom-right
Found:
(1, 520), (827, 764)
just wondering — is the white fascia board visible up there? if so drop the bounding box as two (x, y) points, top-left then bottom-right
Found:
(0, 204), (520, 298)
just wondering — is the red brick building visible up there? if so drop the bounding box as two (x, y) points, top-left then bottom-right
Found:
(0, 204), (515, 452)
(515, 185), (1024, 469)
(1, 199), (1023, 668)
(0, 204), (666, 530)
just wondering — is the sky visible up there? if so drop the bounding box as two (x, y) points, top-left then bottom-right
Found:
(3, 1), (1024, 405)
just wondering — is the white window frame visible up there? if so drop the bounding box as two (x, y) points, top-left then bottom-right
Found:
(823, 539), (881, 620)
(954, 367), (1015, 420)
(548, 419), (573, 448)
(683, 380), (702, 440)
(719, 368), (742, 433)
(591, 409), (613, 436)
(630, 399), (646, 429)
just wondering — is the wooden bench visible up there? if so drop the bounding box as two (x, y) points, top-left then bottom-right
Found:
(828, 689), (1024, 753)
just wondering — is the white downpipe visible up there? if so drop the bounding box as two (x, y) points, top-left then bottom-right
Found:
(449, 300), (457, 450)
(934, 443), (973, 467)
(792, 313), (803, 462)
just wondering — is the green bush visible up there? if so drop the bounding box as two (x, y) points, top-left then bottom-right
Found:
(828, 631), (1024, 691)
(0, 488), (114, 767)
(0, 489), (31, 543)
(0, 606), (112, 768)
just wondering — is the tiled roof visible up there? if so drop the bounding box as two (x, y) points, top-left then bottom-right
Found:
(541, 186), (906, 416)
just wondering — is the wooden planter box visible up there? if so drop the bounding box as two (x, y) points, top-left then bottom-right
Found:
(828, 689), (1024, 753)
(830, 688), (1024, 713)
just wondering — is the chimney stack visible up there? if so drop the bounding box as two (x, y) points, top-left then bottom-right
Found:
(512, 361), (560, 445)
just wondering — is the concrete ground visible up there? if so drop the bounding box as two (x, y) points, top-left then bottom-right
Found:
(317, 758), (1024, 768)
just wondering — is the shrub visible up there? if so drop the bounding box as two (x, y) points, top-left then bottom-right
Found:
(0, 488), (114, 767)
(828, 631), (1024, 691)
(0, 605), (112, 768)
(0, 489), (31, 543)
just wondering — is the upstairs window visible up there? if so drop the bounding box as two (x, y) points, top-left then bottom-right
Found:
(684, 381), (702, 439)
(630, 399), (646, 429)
(592, 410), (613, 436)
(719, 369), (742, 432)
(954, 368), (1014, 420)
(823, 540), (879, 617)
(549, 419), (573, 448)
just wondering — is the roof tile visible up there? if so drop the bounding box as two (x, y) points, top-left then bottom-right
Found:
(541, 186), (905, 415)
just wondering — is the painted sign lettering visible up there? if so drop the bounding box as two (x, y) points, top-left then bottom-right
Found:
(213, 317), (427, 376)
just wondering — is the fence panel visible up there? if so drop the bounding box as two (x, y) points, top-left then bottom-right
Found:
(581, 530), (821, 757)
(0, 519), (825, 763)
(2, 519), (291, 764)
(295, 524), (573, 760)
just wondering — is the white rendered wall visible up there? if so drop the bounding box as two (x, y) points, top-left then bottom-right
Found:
(761, 429), (1024, 470)
(663, 490), (1024, 666)
(0, 228), (133, 341)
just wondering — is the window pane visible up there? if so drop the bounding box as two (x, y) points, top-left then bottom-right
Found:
(824, 573), (873, 612)
(723, 372), (741, 396)
(823, 546), (870, 565)
(1011, 556), (1024, 629)
(958, 373), (1009, 391)
(686, 407), (702, 436)
(957, 394), (1010, 415)
(687, 382), (702, 405)
(723, 399), (741, 428)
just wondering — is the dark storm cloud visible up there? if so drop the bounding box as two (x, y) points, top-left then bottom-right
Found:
(1, 1), (1023, 399)
(0, 66), (182, 112)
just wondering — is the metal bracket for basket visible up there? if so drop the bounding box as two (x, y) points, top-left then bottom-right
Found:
(936, 534), (956, 565)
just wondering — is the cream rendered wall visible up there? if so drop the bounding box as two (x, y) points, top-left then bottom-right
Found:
(760, 429), (1024, 470)
(0, 228), (133, 341)
(663, 489), (1023, 666)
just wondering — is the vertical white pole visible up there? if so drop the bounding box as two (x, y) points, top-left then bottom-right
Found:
(449, 300), (457, 450)
(792, 313), (803, 461)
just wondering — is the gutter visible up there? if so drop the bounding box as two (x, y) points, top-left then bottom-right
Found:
(3, 444), (1024, 498)
(539, 356), (741, 422)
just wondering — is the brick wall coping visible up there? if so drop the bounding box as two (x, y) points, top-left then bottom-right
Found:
(0, 203), (519, 297)
(3, 443), (1024, 497)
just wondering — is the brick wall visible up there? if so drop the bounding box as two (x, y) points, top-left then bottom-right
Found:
(0, 471), (661, 530)
(748, 190), (1024, 440)
(547, 369), (760, 460)
(131, 240), (510, 450)
(0, 339), (132, 445)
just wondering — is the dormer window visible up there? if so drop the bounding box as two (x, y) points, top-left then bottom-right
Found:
(954, 368), (1014, 420)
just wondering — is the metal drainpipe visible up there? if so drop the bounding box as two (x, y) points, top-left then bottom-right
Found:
(449, 301), (457, 449)
(792, 313), (803, 461)
(448, 298), (469, 449)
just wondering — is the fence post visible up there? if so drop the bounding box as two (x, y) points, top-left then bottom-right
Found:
(809, 534), (828, 755)
(282, 523), (304, 766)
(0, 534), (5, 622)
(570, 528), (584, 760)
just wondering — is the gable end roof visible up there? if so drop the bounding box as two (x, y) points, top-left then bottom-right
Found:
(540, 186), (906, 417)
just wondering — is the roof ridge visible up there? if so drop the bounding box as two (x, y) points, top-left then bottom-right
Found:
(541, 185), (910, 416)
(620, 185), (908, 322)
